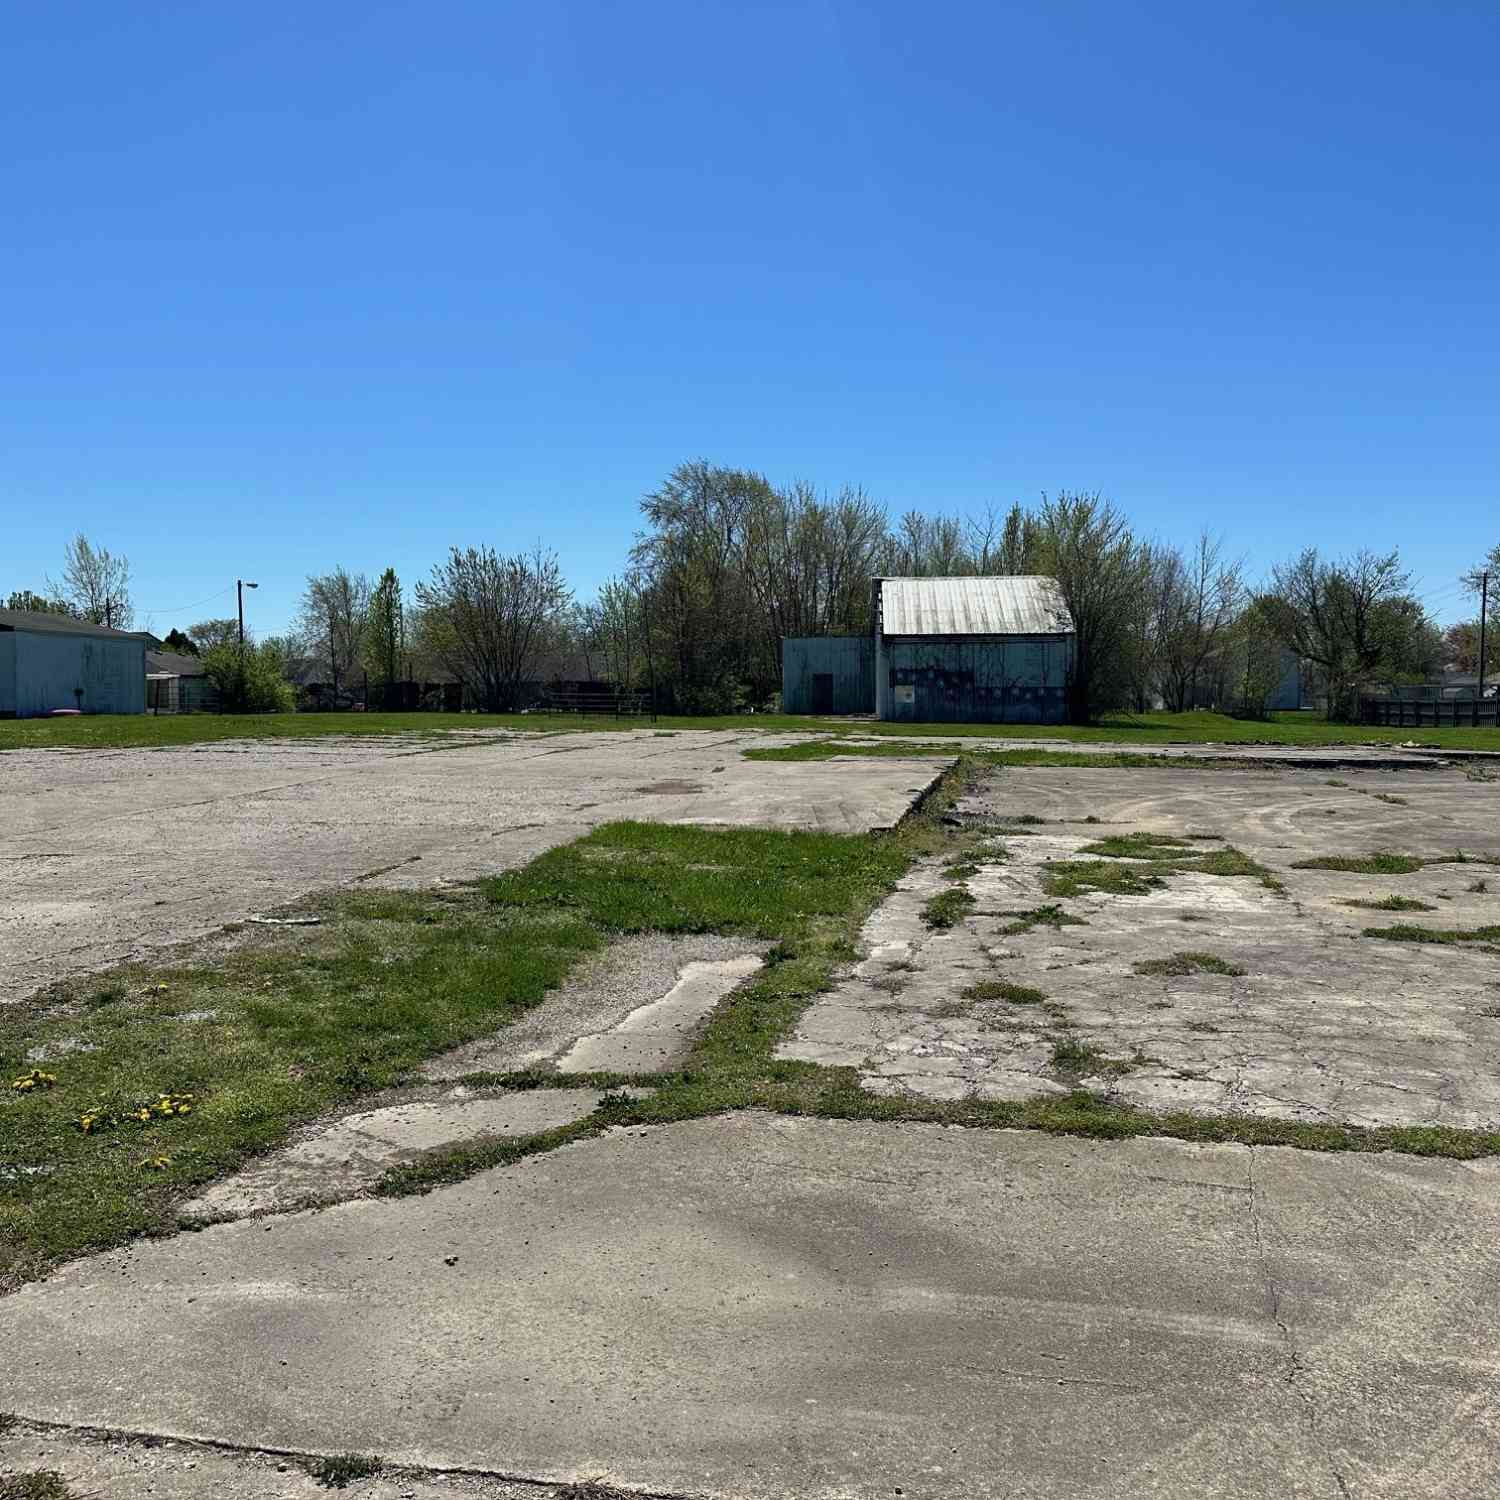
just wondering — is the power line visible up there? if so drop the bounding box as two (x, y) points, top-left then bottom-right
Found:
(137, 584), (235, 616)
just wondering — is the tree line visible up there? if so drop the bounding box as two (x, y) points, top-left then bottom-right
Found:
(10, 479), (1497, 723)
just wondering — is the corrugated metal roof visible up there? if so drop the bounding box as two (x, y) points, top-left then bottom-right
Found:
(878, 576), (1073, 637)
(0, 608), (149, 640)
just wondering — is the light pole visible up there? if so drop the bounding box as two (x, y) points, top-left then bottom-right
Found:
(237, 579), (258, 648)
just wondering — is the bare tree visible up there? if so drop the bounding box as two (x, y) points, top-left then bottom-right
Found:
(1261, 548), (1421, 720)
(414, 544), (570, 711)
(51, 534), (133, 628)
(1157, 534), (1244, 711)
(297, 569), (372, 700)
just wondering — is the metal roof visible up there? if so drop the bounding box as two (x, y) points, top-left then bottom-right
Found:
(0, 607), (149, 640)
(878, 576), (1073, 637)
(145, 650), (207, 677)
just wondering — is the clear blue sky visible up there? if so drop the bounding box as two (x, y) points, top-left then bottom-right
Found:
(4, 1), (1496, 637)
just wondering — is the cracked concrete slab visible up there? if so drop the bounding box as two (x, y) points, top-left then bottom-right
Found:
(425, 933), (771, 1079)
(556, 954), (764, 1074)
(0, 731), (946, 1004)
(179, 1088), (610, 1221)
(2, 1115), (1498, 1499)
(781, 764), (1500, 1127)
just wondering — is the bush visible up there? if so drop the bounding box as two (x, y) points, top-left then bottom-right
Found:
(201, 641), (295, 713)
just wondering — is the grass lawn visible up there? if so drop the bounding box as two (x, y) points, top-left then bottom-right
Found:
(3, 706), (1499, 754)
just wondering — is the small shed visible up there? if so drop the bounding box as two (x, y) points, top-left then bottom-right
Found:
(145, 649), (220, 714)
(0, 609), (147, 718)
(781, 636), (876, 715)
(873, 576), (1074, 724)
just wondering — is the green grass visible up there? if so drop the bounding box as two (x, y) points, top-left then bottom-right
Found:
(1292, 851), (1499, 875)
(1133, 952), (1247, 977)
(1, 814), (923, 1289)
(0, 1474), (77, 1500)
(962, 980), (1047, 1004)
(304, 1454), (384, 1490)
(997, 904), (1087, 934)
(1340, 895), (1437, 912)
(1042, 842), (1280, 899)
(921, 887), (977, 929)
(1076, 832), (1193, 859)
(1362, 923), (1500, 946)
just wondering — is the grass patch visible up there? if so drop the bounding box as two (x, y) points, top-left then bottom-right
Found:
(962, 980), (1047, 1004)
(1469, 880), (1490, 894)
(998, 905), (1088, 935)
(2, 808), (925, 1290)
(1340, 895), (1436, 912)
(921, 887), (977, 929)
(1293, 853), (1426, 874)
(0, 1475), (78, 1500)
(305, 1454), (384, 1490)
(1362, 924), (1500, 946)
(1133, 952), (1246, 977)
(1076, 832), (1193, 859)
(1373, 792), (1408, 805)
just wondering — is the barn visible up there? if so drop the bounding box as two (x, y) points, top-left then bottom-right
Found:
(872, 575), (1074, 724)
(0, 608), (147, 718)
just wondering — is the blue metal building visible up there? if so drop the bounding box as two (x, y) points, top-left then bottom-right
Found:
(873, 576), (1074, 724)
(0, 609), (147, 717)
(780, 636), (876, 715)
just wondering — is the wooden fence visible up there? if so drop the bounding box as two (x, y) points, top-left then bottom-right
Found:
(1360, 696), (1499, 729)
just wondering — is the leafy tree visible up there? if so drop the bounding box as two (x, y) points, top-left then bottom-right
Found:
(364, 568), (403, 706)
(188, 617), (240, 652)
(1155, 534), (1244, 712)
(4, 589), (74, 615)
(160, 627), (199, 656)
(414, 544), (570, 711)
(1033, 492), (1153, 723)
(201, 639), (294, 713)
(1261, 549), (1428, 720)
(50, 534), (132, 628)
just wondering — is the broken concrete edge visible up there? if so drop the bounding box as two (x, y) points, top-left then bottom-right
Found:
(0, 1412), (695, 1500)
(873, 758), (959, 832)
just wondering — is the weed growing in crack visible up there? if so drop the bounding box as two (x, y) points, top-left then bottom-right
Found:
(1363, 923), (1500, 947)
(1341, 895), (1435, 912)
(998, 905), (1087, 935)
(304, 1454), (384, 1490)
(922, 887), (977, 930)
(1133, 952), (1247, 978)
(0, 1473), (77, 1500)
(963, 980), (1046, 1005)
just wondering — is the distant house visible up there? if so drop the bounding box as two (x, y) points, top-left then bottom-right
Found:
(0, 608), (147, 717)
(145, 649), (220, 714)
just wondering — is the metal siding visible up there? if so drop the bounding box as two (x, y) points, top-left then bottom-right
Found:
(781, 637), (875, 714)
(0, 634), (14, 714)
(884, 636), (1070, 724)
(13, 630), (146, 717)
(879, 576), (1073, 637)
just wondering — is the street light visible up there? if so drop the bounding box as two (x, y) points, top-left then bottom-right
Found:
(237, 579), (258, 647)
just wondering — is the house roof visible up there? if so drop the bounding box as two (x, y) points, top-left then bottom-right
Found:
(0, 608), (149, 641)
(145, 650), (207, 677)
(877, 576), (1073, 637)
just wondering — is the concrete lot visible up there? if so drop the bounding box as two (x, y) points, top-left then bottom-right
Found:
(0, 730), (945, 1004)
(782, 764), (1500, 1127)
(3, 1116), (1498, 1500)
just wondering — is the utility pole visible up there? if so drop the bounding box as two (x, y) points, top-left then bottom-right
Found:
(1479, 570), (1490, 705)
(237, 579), (257, 647)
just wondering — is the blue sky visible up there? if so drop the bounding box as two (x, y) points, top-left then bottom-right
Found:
(4, 1), (1495, 636)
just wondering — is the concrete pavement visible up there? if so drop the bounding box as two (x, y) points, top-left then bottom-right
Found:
(3, 1114), (1497, 1499)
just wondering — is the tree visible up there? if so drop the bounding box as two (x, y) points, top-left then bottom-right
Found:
(50, 534), (132, 628)
(297, 569), (371, 700)
(188, 618), (240, 652)
(1227, 596), (1288, 719)
(1442, 620), (1500, 677)
(1461, 542), (1500, 595)
(1261, 549), (1426, 720)
(1156, 534), (1244, 712)
(363, 568), (403, 706)
(1033, 492), (1153, 723)
(414, 544), (570, 712)
(201, 638), (295, 713)
(4, 589), (73, 616)
(160, 627), (199, 656)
